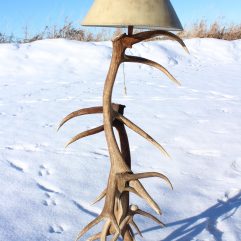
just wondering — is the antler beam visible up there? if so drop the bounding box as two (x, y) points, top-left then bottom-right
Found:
(59, 29), (189, 240)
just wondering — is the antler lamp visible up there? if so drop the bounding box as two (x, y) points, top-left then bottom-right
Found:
(59, 0), (189, 240)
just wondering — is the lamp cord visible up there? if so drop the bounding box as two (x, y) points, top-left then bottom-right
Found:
(122, 63), (127, 95)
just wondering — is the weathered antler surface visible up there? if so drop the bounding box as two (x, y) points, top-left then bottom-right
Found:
(115, 112), (170, 157)
(123, 55), (181, 86)
(59, 29), (188, 240)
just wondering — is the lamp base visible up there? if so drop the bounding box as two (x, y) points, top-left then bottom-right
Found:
(59, 30), (189, 241)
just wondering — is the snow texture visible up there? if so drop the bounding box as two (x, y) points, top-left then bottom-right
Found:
(0, 38), (241, 241)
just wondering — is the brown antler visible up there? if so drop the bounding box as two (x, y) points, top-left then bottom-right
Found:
(122, 172), (173, 189)
(91, 188), (107, 205)
(58, 104), (120, 130)
(128, 30), (189, 54)
(76, 212), (120, 241)
(115, 112), (170, 158)
(59, 30), (188, 240)
(111, 204), (165, 241)
(75, 215), (104, 241)
(123, 55), (181, 86)
(65, 125), (104, 148)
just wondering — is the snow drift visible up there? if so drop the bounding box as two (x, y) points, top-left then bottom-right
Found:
(0, 38), (240, 241)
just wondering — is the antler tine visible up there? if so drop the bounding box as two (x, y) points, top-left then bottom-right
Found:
(112, 216), (121, 235)
(125, 172), (173, 190)
(131, 30), (189, 54)
(129, 180), (162, 215)
(111, 216), (130, 241)
(86, 233), (102, 241)
(65, 125), (104, 148)
(58, 106), (103, 131)
(115, 113), (170, 158)
(128, 225), (136, 241)
(58, 103), (121, 131)
(135, 209), (165, 228)
(101, 220), (111, 241)
(91, 188), (107, 205)
(123, 55), (181, 86)
(129, 220), (143, 237)
(75, 215), (104, 241)
(123, 187), (142, 198)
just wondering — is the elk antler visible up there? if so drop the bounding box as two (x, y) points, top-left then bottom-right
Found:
(128, 180), (162, 215)
(60, 30), (189, 241)
(65, 125), (104, 148)
(123, 30), (189, 54)
(58, 106), (103, 131)
(86, 233), (102, 241)
(76, 213), (120, 241)
(115, 171), (173, 214)
(115, 112), (170, 158)
(93, 176), (163, 215)
(101, 220), (111, 241)
(111, 204), (165, 241)
(60, 104), (122, 148)
(129, 219), (143, 238)
(123, 55), (181, 86)
(122, 172), (173, 190)
(91, 188), (107, 205)
(75, 215), (104, 241)
(58, 104), (120, 130)
(135, 208), (165, 227)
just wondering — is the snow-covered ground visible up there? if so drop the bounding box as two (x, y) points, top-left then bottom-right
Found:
(0, 38), (240, 241)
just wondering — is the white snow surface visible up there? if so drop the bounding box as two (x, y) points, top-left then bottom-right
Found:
(0, 38), (241, 241)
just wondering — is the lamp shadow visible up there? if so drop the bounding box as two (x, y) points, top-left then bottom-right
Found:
(140, 192), (241, 241)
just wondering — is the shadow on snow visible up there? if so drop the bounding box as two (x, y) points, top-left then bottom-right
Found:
(140, 191), (241, 241)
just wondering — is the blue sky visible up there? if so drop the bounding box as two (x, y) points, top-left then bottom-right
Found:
(1, 0), (241, 38)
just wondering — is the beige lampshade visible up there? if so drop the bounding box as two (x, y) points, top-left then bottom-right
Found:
(82, 0), (183, 31)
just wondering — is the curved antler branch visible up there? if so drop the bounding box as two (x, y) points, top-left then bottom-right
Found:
(129, 180), (162, 215)
(129, 220), (143, 238)
(135, 209), (165, 227)
(115, 113), (170, 158)
(123, 55), (181, 86)
(101, 220), (111, 241)
(129, 30), (189, 54)
(58, 104), (121, 130)
(58, 106), (103, 131)
(76, 215), (104, 241)
(111, 216), (131, 241)
(91, 188), (107, 205)
(76, 213), (121, 241)
(86, 233), (102, 241)
(128, 225), (136, 241)
(124, 172), (173, 190)
(110, 203), (165, 241)
(115, 173), (162, 215)
(65, 125), (104, 148)
(123, 187), (142, 198)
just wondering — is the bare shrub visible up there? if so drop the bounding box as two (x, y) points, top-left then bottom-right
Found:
(25, 22), (111, 42)
(223, 24), (241, 40)
(54, 23), (85, 40)
(1, 20), (241, 44)
(179, 20), (241, 40)
(0, 33), (14, 43)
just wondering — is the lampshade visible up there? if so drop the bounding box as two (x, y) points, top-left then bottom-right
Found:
(82, 0), (183, 31)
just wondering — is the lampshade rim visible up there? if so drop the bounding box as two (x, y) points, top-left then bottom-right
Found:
(81, 23), (183, 31)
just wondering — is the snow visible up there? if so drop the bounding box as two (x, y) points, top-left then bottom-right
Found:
(0, 38), (241, 241)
